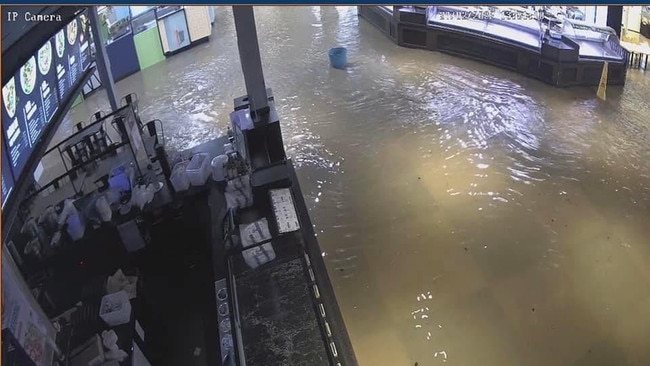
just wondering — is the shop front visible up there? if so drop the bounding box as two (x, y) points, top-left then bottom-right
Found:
(96, 6), (215, 82)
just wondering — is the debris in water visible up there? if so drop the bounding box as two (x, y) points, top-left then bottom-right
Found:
(418, 176), (421, 180)
(532, 308), (535, 312)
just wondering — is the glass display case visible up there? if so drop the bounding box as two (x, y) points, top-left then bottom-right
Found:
(97, 6), (140, 81)
(561, 19), (617, 42)
(130, 5), (154, 18)
(98, 6), (132, 44)
(157, 7), (191, 53)
(131, 7), (157, 35)
(155, 5), (183, 19)
(153, 6), (213, 55)
(132, 7), (165, 69)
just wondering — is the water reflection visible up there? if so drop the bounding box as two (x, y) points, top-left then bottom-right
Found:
(65, 6), (650, 366)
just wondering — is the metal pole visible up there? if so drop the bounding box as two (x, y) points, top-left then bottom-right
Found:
(89, 6), (119, 111)
(232, 6), (269, 124)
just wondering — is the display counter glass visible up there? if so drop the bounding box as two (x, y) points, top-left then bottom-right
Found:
(99, 6), (132, 45)
(133, 8), (165, 70)
(154, 6), (213, 55)
(157, 8), (191, 53)
(131, 8), (157, 35)
(156, 5), (182, 19)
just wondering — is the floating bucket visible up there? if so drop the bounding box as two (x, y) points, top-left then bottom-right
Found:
(328, 47), (348, 69)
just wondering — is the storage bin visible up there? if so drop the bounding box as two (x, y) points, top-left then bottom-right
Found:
(328, 47), (348, 69)
(186, 153), (211, 186)
(67, 213), (86, 241)
(170, 161), (190, 192)
(211, 155), (228, 182)
(99, 291), (131, 327)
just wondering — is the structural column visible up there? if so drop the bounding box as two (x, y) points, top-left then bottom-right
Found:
(607, 6), (624, 37)
(232, 6), (269, 124)
(89, 6), (118, 111)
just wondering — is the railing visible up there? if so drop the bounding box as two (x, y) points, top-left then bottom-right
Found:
(607, 35), (629, 60)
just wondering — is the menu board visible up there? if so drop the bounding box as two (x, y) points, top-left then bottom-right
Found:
(55, 13), (91, 103)
(37, 40), (60, 124)
(2, 75), (34, 178)
(2, 147), (14, 208)
(78, 13), (92, 72)
(53, 28), (71, 100)
(1, 12), (92, 183)
(66, 18), (82, 87)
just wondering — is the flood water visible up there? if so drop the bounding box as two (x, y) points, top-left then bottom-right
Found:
(68, 7), (650, 366)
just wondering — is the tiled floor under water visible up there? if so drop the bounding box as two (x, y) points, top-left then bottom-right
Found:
(61, 6), (650, 366)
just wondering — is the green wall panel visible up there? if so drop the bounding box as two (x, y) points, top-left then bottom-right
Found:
(134, 27), (165, 70)
(72, 94), (83, 108)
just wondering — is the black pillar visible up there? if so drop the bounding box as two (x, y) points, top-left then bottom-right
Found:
(607, 6), (624, 37)
(89, 6), (119, 111)
(232, 6), (269, 125)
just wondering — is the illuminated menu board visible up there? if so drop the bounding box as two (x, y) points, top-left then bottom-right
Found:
(1, 11), (91, 183)
(79, 13), (92, 73)
(2, 146), (14, 208)
(53, 27), (71, 100)
(2, 72), (36, 177)
(55, 13), (91, 105)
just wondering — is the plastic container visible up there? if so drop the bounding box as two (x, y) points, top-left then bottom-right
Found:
(170, 161), (190, 192)
(67, 213), (85, 241)
(109, 166), (131, 193)
(211, 155), (228, 182)
(186, 153), (211, 186)
(328, 47), (348, 69)
(99, 291), (132, 326)
(95, 195), (112, 222)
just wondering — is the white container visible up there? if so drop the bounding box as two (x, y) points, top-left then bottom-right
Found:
(99, 290), (132, 327)
(211, 155), (228, 182)
(67, 213), (86, 241)
(186, 153), (211, 186)
(170, 161), (190, 192)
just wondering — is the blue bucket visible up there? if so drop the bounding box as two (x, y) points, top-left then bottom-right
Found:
(328, 47), (348, 69)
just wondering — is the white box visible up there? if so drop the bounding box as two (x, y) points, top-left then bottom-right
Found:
(185, 153), (211, 186)
(99, 291), (132, 327)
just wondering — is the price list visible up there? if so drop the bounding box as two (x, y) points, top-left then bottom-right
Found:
(56, 63), (69, 100)
(79, 40), (91, 72)
(22, 100), (45, 146)
(39, 78), (59, 124)
(270, 188), (301, 233)
(68, 52), (80, 87)
(4, 117), (30, 175)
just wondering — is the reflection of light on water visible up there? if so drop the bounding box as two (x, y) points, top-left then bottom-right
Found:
(411, 289), (449, 362)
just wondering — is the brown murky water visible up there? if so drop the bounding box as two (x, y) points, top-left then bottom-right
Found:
(65, 7), (650, 366)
